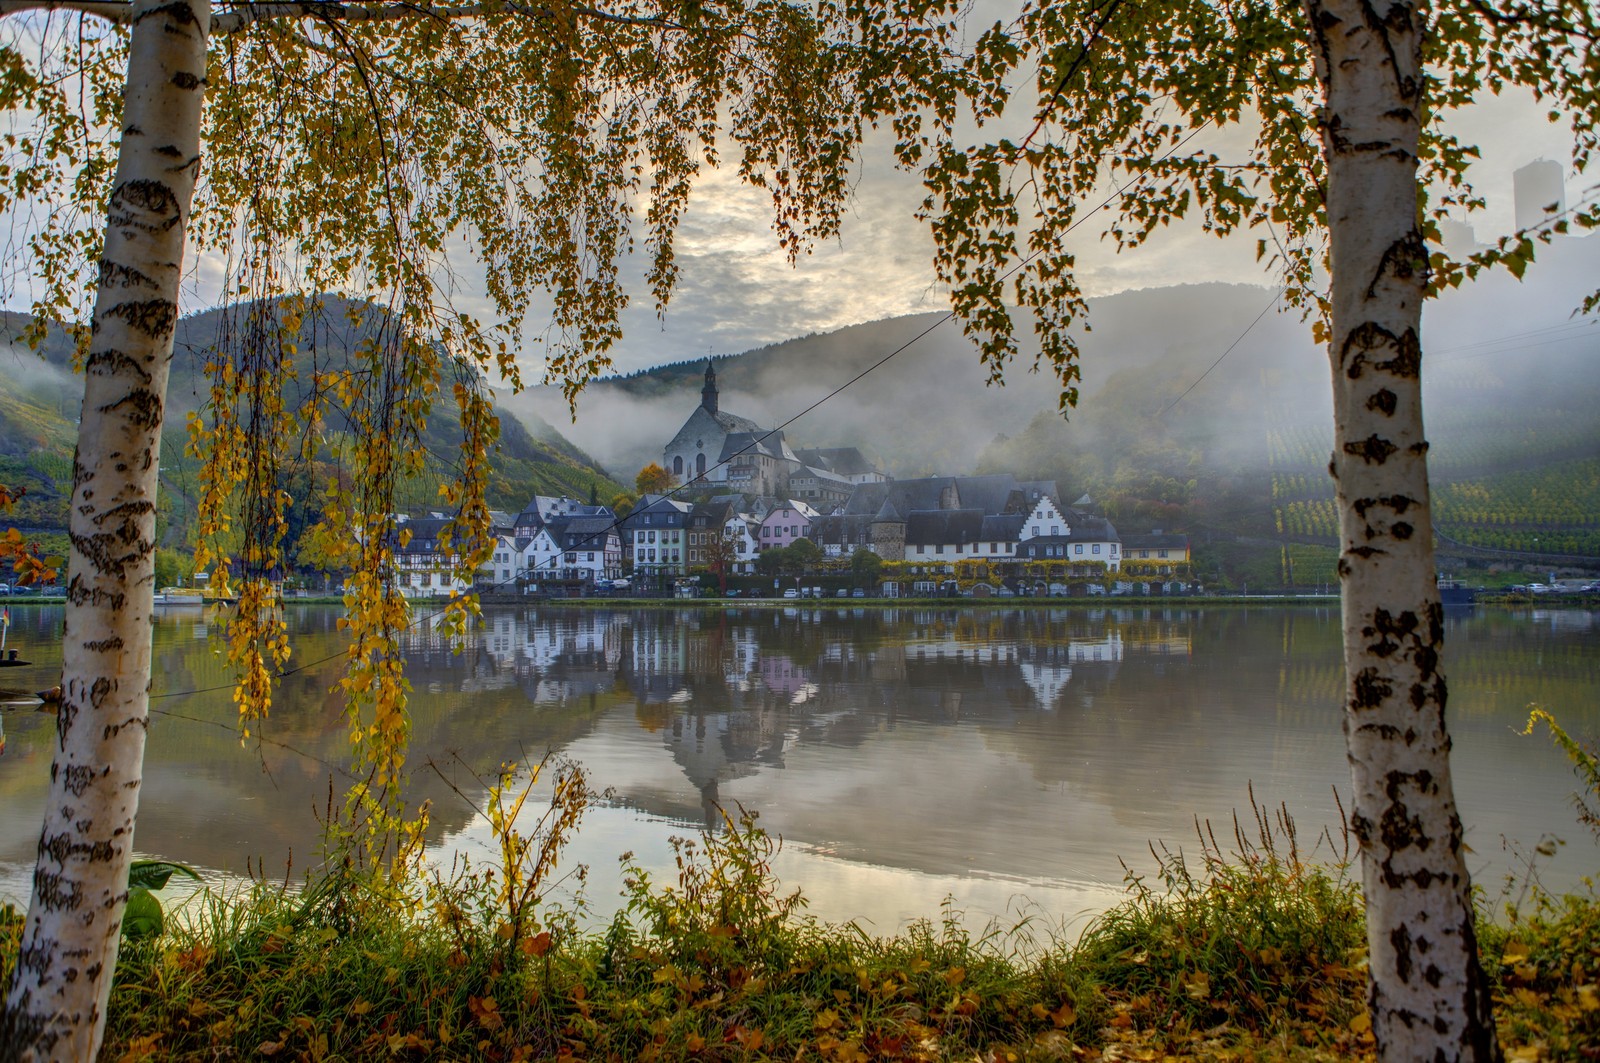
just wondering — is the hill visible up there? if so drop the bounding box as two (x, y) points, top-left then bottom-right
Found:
(0, 299), (623, 552)
(508, 236), (1600, 586)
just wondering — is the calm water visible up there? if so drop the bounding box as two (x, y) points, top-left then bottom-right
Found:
(2, 604), (1596, 932)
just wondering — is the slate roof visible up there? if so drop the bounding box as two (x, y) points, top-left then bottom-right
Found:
(719, 430), (798, 463)
(905, 509), (986, 547)
(843, 474), (1049, 519)
(795, 447), (877, 476)
(1122, 533), (1190, 551)
(548, 515), (619, 551)
(808, 514), (875, 549)
(981, 513), (1028, 541)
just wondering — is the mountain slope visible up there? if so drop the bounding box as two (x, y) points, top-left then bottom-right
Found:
(0, 301), (624, 543)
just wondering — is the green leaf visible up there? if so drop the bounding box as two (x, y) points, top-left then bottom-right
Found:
(122, 888), (164, 939)
(128, 859), (200, 892)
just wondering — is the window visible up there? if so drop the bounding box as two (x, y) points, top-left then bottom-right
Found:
(1032, 526), (1039, 535)
(586, 552), (595, 562)
(954, 543), (962, 553)
(1075, 544), (1083, 555)
(1110, 545), (1118, 555)
(1051, 525), (1059, 535)
(1159, 549), (1169, 558)
(672, 456), (683, 476)
(696, 453), (706, 477)
(1092, 544), (1101, 554)
(935, 544), (944, 555)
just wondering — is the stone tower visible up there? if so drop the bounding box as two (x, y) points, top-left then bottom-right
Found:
(870, 496), (906, 561)
(701, 359), (718, 415)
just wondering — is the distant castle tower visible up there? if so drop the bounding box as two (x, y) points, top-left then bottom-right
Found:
(701, 359), (718, 415)
(1514, 159), (1565, 233)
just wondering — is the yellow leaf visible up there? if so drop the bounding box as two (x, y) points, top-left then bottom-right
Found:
(1578, 984), (1599, 1012)
(1349, 1012), (1371, 1034)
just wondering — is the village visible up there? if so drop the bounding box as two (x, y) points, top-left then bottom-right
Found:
(394, 361), (1193, 599)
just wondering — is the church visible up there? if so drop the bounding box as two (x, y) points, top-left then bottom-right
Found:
(662, 360), (798, 495)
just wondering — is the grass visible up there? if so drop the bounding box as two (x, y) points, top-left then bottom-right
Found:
(5, 795), (1597, 1062)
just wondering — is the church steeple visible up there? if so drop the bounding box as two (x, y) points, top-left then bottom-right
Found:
(701, 358), (718, 414)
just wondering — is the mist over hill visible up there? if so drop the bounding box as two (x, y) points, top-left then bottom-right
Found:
(507, 235), (1600, 579)
(0, 299), (622, 543)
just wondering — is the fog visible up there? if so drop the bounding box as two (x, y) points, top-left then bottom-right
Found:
(501, 234), (1598, 485)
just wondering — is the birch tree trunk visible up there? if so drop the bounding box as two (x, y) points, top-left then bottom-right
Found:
(0, 1), (209, 1057)
(1308, 1), (1499, 1059)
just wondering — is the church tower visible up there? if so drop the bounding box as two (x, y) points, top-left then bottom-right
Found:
(701, 359), (718, 415)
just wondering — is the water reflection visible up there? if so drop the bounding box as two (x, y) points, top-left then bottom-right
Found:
(1, 604), (1595, 931)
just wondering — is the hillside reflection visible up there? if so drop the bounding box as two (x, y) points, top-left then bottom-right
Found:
(2, 605), (1596, 925)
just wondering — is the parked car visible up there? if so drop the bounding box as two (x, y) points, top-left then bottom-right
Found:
(782, 588), (799, 599)
(852, 588), (866, 598)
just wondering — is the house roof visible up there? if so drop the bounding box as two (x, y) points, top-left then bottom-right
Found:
(719, 429), (797, 463)
(1122, 533), (1189, 550)
(905, 509), (986, 547)
(795, 446), (876, 476)
(808, 514), (874, 547)
(842, 474), (1045, 519)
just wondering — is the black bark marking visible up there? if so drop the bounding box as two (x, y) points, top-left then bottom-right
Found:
(108, 179), (182, 236)
(155, 144), (183, 157)
(100, 299), (178, 342)
(61, 765), (99, 798)
(1366, 387), (1397, 415)
(1392, 521), (1413, 540)
(1366, 229), (1428, 299)
(85, 347), (155, 386)
(66, 573), (125, 611)
(90, 499), (157, 530)
(84, 636), (124, 652)
(1354, 494), (1414, 518)
(97, 259), (160, 292)
(170, 70), (205, 90)
(32, 867), (84, 912)
(97, 387), (164, 431)
(56, 697), (79, 747)
(1351, 667), (1392, 709)
(1344, 434), (1398, 464)
(1391, 923), (1414, 984)
(135, 0), (200, 26)
(88, 677), (114, 710)
(1375, 329), (1422, 379)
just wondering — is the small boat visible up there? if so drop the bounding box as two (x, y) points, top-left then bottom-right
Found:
(1438, 577), (1475, 607)
(0, 609), (31, 667)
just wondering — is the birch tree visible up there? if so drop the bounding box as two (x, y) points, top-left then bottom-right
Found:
(923, 1), (1595, 1059)
(0, 1), (965, 1057)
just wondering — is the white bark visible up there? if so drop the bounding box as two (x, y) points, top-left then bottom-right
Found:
(0, 1), (209, 1058)
(1308, 1), (1498, 1059)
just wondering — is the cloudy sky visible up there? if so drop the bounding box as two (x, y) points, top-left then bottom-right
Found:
(576, 82), (1588, 378)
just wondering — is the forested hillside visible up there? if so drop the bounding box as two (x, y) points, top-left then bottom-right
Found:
(0, 299), (623, 551)
(518, 236), (1600, 587)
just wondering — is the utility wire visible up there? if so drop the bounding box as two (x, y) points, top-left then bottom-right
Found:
(145, 121), (1223, 709)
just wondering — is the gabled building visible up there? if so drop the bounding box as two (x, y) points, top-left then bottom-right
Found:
(687, 499), (735, 569)
(794, 447), (887, 485)
(663, 361), (762, 485)
(623, 494), (693, 575)
(545, 514), (623, 583)
(759, 501), (819, 552)
(721, 429), (799, 498)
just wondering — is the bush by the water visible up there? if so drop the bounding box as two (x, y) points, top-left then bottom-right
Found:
(5, 787), (1597, 1061)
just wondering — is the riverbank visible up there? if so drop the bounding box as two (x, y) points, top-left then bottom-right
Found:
(4, 814), (1593, 1062)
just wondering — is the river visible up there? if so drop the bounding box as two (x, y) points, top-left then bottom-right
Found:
(2, 603), (1595, 934)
